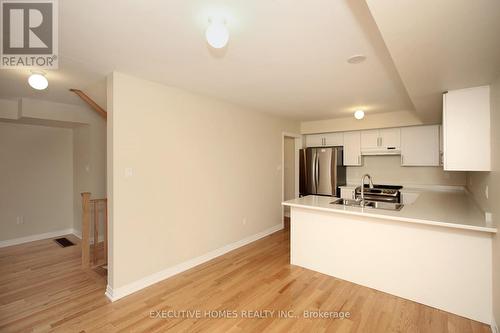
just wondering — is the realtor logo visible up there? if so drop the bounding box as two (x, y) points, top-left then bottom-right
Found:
(1, 0), (58, 68)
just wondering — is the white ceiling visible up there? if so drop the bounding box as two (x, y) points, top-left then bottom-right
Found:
(366, 0), (500, 123)
(0, 0), (498, 122)
(0, 0), (414, 120)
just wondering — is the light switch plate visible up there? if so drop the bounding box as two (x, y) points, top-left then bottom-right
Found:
(125, 167), (134, 178)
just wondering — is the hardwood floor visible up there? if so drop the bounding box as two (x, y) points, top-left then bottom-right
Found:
(0, 228), (491, 333)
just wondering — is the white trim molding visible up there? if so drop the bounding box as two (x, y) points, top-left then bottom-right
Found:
(72, 230), (105, 244)
(0, 228), (106, 248)
(0, 228), (76, 248)
(105, 223), (283, 302)
(492, 315), (499, 333)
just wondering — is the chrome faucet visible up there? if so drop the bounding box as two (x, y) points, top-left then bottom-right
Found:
(360, 174), (374, 207)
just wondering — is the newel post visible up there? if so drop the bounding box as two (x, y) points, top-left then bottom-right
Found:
(81, 192), (91, 267)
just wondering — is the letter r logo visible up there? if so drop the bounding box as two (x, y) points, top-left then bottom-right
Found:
(2, 1), (53, 54)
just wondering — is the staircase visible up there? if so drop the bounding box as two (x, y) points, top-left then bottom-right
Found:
(81, 192), (108, 268)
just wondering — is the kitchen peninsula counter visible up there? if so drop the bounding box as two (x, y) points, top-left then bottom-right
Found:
(282, 190), (496, 233)
(282, 190), (494, 324)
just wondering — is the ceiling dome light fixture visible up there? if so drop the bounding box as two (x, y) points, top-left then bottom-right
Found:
(347, 55), (367, 64)
(28, 71), (48, 90)
(206, 18), (229, 49)
(354, 109), (365, 120)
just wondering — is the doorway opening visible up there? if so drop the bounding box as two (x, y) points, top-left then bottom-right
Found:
(282, 132), (302, 229)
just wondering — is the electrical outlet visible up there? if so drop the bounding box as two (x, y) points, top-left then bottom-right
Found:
(485, 212), (492, 223)
(242, 217), (247, 225)
(16, 216), (24, 225)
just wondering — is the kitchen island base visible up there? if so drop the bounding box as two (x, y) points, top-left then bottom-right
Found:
(290, 207), (492, 324)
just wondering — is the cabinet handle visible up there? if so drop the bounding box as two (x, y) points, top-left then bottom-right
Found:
(358, 155), (361, 165)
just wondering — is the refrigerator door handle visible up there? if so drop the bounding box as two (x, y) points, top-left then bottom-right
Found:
(315, 152), (319, 191)
(331, 148), (338, 196)
(312, 150), (316, 193)
(302, 149), (307, 190)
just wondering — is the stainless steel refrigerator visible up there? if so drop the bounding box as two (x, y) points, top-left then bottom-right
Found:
(299, 147), (346, 197)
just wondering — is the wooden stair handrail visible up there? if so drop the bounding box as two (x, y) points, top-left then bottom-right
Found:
(70, 89), (107, 120)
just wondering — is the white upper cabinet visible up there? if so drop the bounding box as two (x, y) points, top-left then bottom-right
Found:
(439, 125), (444, 166)
(305, 134), (324, 147)
(443, 86), (491, 171)
(400, 125), (440, 166)
(323, 132), (343, 146)
(360, 130), (379, 150)
(379, 128), (400, 149)
(343, 131), (362, 166)
(305, 132), (343, 147)
(360, 128), (400, 154)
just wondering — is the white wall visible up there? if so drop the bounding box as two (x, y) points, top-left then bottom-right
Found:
(347, 155), (466, 187)
(467, 75), (500, 326)
(72, 121), (107, 235)
(0, 122), (74, 241)
(107, 72), (299, 291)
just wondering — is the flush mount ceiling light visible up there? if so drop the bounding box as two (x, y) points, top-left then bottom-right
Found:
(28, 71), (48, 90)
(354, 109), (365, 120)
(206, 18), (229, 48)
(347, 55), (366, 64)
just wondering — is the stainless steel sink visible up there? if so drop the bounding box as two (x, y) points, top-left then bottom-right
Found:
(330, 198), (363, 207)
(330, 198), (404, 211)
(364, 201), (404, 211)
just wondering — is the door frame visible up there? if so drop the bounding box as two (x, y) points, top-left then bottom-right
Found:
(281, 132), (302, 227)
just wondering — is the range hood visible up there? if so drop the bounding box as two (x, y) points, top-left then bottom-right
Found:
(361, 147), (401, 156)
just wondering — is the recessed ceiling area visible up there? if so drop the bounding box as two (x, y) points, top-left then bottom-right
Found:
(366, 0), (500, 123)
(0, 0), (414, 121)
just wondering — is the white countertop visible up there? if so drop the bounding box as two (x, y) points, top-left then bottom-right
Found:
(282, 191), (496, 233)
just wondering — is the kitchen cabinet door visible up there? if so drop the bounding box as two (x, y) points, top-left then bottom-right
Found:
(439, 125), (444, 166)
(323, 132), (343, 146)
(443, 86), (491, 171)
(305, 134), (324, 147)
(360, 130), (379, 150)
(400, 125), (440, 166)
(379, 128), (400, 149)
(343, 131), (362, 166)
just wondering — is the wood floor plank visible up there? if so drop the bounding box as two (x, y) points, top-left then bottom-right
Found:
(0, 228), (491, 333)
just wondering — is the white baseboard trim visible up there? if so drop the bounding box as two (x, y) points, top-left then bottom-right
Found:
(105, 223), (283, 302)
(105, 284), (114, 302)
(492, 315), (498, 333)
(0, 228), (75, 248)
(72, 230), (105, 244)
(0, 228), (105, 248)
